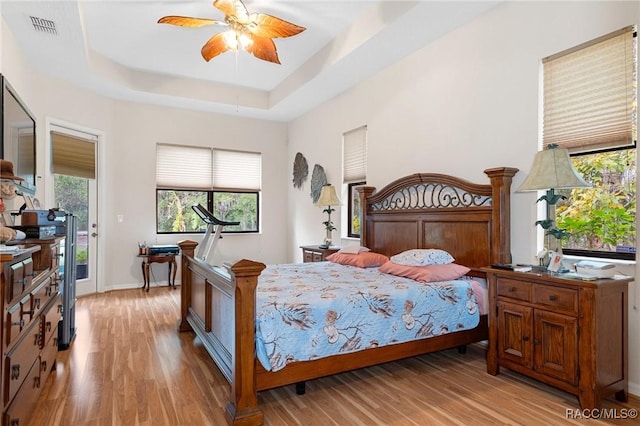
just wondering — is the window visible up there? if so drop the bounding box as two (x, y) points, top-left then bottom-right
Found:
(156, 144), (261, 234)
(543, 26), (637, 260)
(343, 125), (367, 237)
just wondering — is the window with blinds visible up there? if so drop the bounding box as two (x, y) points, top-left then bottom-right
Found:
(543, 26), (637, 260)
(543, 26), (636, 153)
(155, 144), (261, 234)
(343, 125), (367, 237)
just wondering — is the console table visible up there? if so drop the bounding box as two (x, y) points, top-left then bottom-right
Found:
(138, 253), (177, 291)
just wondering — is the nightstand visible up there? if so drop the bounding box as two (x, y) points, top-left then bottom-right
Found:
(300, 245), (339, 262)
(482, 267), (632, 409)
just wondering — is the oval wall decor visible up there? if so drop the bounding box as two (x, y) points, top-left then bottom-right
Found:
(310, 164), (327, 203)
(292, 152), (308, 189)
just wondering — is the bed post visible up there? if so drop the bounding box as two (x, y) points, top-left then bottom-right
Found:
(356, 186), (376, 247)
(177, 240), (198, 332)
(225, 259), (266, 426)
(483, 167), (518, 264)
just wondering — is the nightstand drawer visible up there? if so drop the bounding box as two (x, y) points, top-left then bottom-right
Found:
(533, 285), (578, 313)
(497, 278), (532, 302)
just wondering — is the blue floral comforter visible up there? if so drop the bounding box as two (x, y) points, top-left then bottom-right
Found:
(255, 261), (480, 371)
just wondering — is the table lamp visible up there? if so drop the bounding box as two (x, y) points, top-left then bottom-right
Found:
(315, 184), (341, 248)
(518, 144), (590, 257)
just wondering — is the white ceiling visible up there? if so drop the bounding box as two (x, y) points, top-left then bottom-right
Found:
(1, 1), (500, 122)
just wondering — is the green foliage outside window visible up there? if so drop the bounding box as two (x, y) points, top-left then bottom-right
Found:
(556, 149), (636, 253)
(156, 190), (258, 233)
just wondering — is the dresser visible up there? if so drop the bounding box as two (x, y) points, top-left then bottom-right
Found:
(2, 238), (63, 426)
(483, 267), (632, 409)
(300, 245), (339, 263)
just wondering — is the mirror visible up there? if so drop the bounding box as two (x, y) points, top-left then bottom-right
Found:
(0, 74), (36, 195)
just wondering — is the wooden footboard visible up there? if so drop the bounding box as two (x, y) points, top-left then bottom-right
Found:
(178, 167), (517, 426)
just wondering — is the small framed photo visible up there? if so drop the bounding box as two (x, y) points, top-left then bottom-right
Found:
(547, 252), (564, 273)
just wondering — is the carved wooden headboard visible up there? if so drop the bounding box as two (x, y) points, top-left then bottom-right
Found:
(357, 167), (518, 272)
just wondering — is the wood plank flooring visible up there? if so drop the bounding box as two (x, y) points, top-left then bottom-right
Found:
(28, 287), (639, 425)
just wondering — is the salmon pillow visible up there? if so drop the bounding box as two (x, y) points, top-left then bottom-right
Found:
(326, 251), (389, 268)
(379, 261), (470, 282)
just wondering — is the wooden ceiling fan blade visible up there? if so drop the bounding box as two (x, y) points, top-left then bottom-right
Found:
(201, 33), (231, 61)
(158, 15), (227, 28)
(251, 14), (305, 38)
(246, 36), (280, 64)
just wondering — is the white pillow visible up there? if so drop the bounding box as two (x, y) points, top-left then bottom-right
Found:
(390, 249), (454, 266)
(338, 246), (371, 254)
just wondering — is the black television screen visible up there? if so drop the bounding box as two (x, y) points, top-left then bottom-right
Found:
(0, 74), (36, 194)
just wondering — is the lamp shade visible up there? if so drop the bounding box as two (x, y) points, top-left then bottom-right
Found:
(518, 146), (590, 191)
(315, 184), (341, 207)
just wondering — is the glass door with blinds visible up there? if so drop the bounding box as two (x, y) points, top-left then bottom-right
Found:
(51, 128), (98, 296)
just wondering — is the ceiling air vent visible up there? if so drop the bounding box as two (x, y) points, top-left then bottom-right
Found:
(30, 16), (57, 35)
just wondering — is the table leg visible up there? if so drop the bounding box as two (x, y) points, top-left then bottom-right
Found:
(144, 261), (151, 292)
(170, 258), (177, 289)
(141, 260), (147, 291)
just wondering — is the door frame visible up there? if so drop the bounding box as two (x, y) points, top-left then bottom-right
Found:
(43, 117), (106, 294)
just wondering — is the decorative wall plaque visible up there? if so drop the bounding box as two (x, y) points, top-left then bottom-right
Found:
(292, 152), (308, 189)
(310, 164), (327, 203)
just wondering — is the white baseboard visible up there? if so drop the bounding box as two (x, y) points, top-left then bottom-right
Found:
(629, 381), (639, 398)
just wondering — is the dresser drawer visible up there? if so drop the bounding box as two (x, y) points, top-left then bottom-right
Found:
(533, 284), (578, 313)
(4, 356), (41, 426)
(5, 294), (31, 349)
(42, 294), (63, 345)
(496, 278), (532, 302)
(40, 321), (59, 387)
(30, 275), (56, 321)
(5, 258), (34, 304)
(4, 321), (42, 406)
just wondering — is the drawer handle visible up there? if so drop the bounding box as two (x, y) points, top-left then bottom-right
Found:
(34, 376), (40, 389)
(34, 333), (42, 346)
(549, 295), (557, 301)
(34, 298), (41, 309)
(46, 321), (52, 332)
(10, 364), (20, 380)
(12, 320), (25, 328)
(46, 286), (52, 296)
(21, 310), (34, 317)
(509, 287), (515, 292)
(534, 338), (540, 345)
(523, 336), (530, 342)
(10, 419), (19, 426)
(41, 360), (47, 372)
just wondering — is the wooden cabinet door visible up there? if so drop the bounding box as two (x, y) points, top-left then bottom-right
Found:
(497, 300), (533, 368)
(533, 310), (578, 385)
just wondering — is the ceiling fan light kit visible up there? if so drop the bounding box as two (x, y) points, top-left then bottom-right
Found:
(158, 0), (306, 64)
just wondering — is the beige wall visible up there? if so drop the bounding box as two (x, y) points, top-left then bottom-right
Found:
(287, 1), (640, 394)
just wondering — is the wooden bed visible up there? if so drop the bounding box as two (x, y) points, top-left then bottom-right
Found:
(177, 167), (518, 425)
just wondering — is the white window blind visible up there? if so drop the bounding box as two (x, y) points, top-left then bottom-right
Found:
(213, 149), (262, 190)
(156, 144), (212, 190)
(156, 144), (262, 191)
(343, 125), (367, 183)
(51, 131), (96, 179)
(543, 26), (637, 153)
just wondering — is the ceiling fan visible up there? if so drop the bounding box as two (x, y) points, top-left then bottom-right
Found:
(158, 0), (306, 64)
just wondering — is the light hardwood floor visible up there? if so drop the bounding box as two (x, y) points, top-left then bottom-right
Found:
(28, 287), (639, 426)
